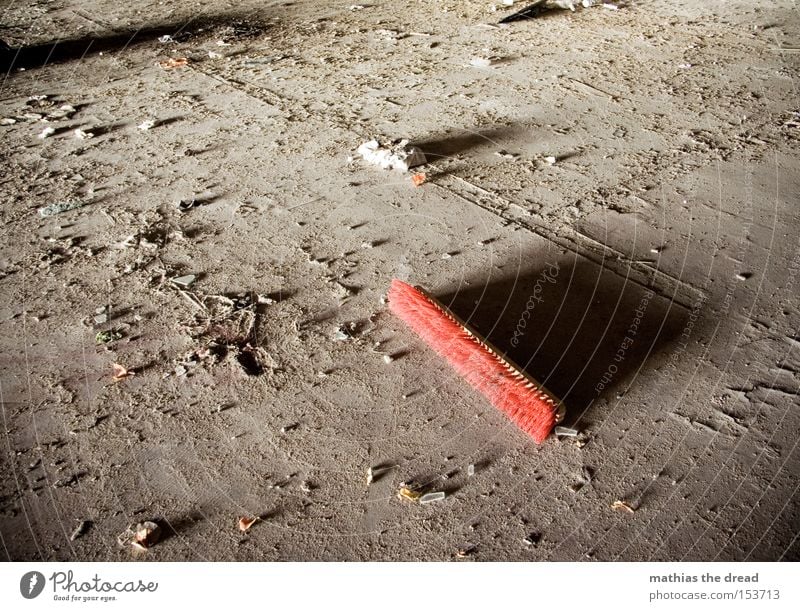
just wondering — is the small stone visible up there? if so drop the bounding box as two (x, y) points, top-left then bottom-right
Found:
(38, 126), (56, 139)
(544, 156), (557, 165)
(467, 464), (476, 477)
(736, 272), (752, 281)
(138, 120), (156, 131)
(383, 354), (394, 364)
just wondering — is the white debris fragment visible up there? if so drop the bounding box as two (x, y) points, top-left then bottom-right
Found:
(357, 138), (426, 172)
(555, 426), (579, 437)
(1, 118), (17, 125)
(138, 120), (157, 131)
(366, 467), (374, 485)
(158, 35), (174, 43)
(171, 274), (196, 288)
(467, 464), (476, 477)
(544, 156), (557, 165)
(74, 129), (94, 140)
(38, 127), (56, 139)
(208, 51), (223, 59)
(470, 56), (493, 68)
(419, 491), (446, 504)
(552, 0), (577, 10)
(383, 354), (394, 364)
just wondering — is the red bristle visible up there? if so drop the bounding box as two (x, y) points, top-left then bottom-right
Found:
(388, 279), (557, 443)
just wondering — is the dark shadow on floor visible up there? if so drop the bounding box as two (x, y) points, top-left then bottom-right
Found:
(415, 125), (524, 162)
(0, 14), (272, 72)
(436, 254), (692, 421)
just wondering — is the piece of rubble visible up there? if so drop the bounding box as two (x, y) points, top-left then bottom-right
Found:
(171, 274), (197, 289)
(95, 329), (123, 344)
(38, 126), (56, 139)
(112, 363), (134, 381)
(131, 521), (161, 550)
(70, 520), (92, 541)
(238, 516), (260, 532)
(138, 120), (157, 131)
(419, 491), (446, 504)
(397, 485), (422, 502)
(411, 172), (426, 186)
(357, 138), (426, 172)
(467, 464), (476, 477)
(611, 500), (635, 513)
(554, 426), (579, 437)
(38, 201), (87, 217)
(470, 57), (494, 68)
(74, 129), (94, 140)
(159, 57), (189, 69)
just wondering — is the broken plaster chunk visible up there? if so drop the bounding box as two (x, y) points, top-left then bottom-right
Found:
(419, 491), (446, 504)
(171, 274), (196, 289)
(554, 426), (579, 437)
(357, 138), (426, 172)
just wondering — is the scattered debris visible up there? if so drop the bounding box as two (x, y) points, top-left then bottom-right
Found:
(611, 500), (636, 514)
(554, 426), (579, 437)
(358, 138), (427, 172)
(171, 274), (197, 289)
(467, 464), (476, 477)
(95, 329), (123, 344)
(159, 57), (189, 69)
(419, 491), (446, 504)
(495, 150), (520, 160)
(38, 201), (86, 217)
(70, 520), (92, 541)
(238, 516), (260, 532)
(38, 126), (56, 139)
(397, 485), (422, 502)
(411, 172), (427, 186)
(131, 521), (161, 550)
(138, 120), (157, 131)
(157, 35), (175, 43)
(74, 128), (94, 140)
(1, 117), (17, 125)
(111, 363), (134, 381)
(544, 155), (557, 165)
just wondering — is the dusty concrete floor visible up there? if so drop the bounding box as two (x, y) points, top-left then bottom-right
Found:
(0, 0), (799, 561)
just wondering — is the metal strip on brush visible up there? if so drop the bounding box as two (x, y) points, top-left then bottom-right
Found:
(413, 285), (566, 424)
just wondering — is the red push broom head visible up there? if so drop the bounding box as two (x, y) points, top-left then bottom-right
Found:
(388, 279), (565, 443)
